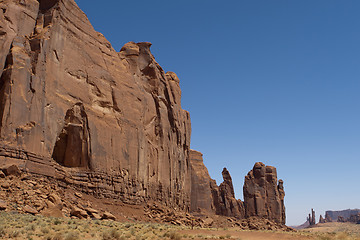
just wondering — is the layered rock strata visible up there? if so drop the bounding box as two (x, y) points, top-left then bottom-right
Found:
(0, 0), (287, 225)
(243, 162), (286, 224)
(0, 0), (191, 209)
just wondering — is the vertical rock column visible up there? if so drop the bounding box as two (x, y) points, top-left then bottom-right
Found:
(243, 162), (286, 224)
(189, 150), (213, 212)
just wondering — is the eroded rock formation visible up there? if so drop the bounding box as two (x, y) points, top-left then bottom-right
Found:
(307, 209), (316, 225)
(325, 209), (360, 222)
(0, 0), (191, 209)
(0, 0), (287, 226)
(189, 151), (244, 218)
(243, 162), (286, 224)
(190, 150), (212, 213)
(210, 168), (245, 218)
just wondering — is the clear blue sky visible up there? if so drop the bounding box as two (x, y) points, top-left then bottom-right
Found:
(75, 0), (360, 226)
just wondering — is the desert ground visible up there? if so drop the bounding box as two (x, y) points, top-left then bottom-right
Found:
(0, 212), (359, 240)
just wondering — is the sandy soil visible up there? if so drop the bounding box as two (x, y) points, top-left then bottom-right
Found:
(179, 228), (314, 240)
(301, 222), (360, 235)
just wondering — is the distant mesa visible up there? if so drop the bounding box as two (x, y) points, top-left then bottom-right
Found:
(325, 209), (360, 223)
(305, 208), (360, 226)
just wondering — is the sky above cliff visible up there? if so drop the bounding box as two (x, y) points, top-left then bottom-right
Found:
(76, 0), (360, 226)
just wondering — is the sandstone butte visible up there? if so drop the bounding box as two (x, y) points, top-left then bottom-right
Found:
(0, 0), (286, 226)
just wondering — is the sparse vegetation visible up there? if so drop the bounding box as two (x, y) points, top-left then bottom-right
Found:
(0, 212), (359, 240)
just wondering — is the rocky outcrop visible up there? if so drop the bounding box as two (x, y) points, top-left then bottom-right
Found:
(243, 162), (286, 224)
(0, 0), (288, 226)
(325, 212), (332, 222)
(0, 0), (191, 209)
(211, 168), (245, 218)
(189, 149), (245, 218)
(325, 209), (360, 222)
(189, 150), (213, 213)
(189, 151), (244, 218)
(307, 209), (316, 225)
(190, 158), (285, 223)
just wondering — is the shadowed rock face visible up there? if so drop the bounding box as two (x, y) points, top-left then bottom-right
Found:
(52, 103), (91, 168)
(0, 0), (191, 209)
(189, 151), (244, 218)
(243, 162), (286, 224)
(190, 150), (213, 212)
(212, 168), (245, 218)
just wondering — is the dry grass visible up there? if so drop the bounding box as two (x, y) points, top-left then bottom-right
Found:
(0, 212), (359, 240)
(0, 212), (183, 240)
(299, 222), (360, 240)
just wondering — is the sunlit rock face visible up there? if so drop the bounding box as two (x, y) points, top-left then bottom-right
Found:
(190, 150), (245, 218)
(0, 0), (287, 223)
(0, 0), (192, 209)
(243, 162), (286, 224)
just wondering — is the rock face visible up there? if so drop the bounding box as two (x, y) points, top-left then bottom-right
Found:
(211, 168), (245, 218)
(189, 150), (212, 212)
(243, 162), (286, 224)
(325, 212), (332, 222)
(325, 209), (360, 222)
(307, 209), (316, 225)
(0, 0), (287, 225)
(189, 150), (244, 218)
(0, 0), (191, 209)
(190, 158), (285, 223)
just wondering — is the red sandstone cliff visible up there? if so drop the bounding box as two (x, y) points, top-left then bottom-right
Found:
(0, 0), (287, 225)
(0, 0), (191, 208)
(244, 162), (286, 224)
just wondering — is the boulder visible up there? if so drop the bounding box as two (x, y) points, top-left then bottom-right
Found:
(48, 193), (62, 206)
(2, 165), (21, 177)
(102, 211), (116, 220)
(23, 205), (38, 215)
(1, 181), (10, 189)
(85, 207), (101, 219)
(42, 206), (64, 218)
(70, 206), (88, 219)
(0, 200), (7, 210)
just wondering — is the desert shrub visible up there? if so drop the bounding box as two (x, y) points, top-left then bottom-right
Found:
(26, 224), (36, 231)
(53, 232), (64, 240)
(0, 226), (6, 237)
(54, 218), (62, 225)
(102, 228), (121, 240)
(64, 231), (79, 240)
(168, 231), (182, 240)
(316, 234), (333, 240)
(8, 230), (20, 238)
(124, 223), (132, 228)
(41, 227), (50, 234)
